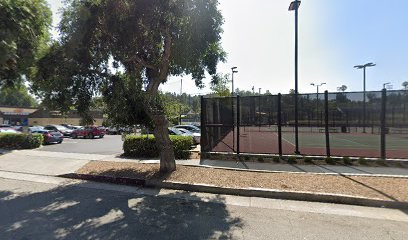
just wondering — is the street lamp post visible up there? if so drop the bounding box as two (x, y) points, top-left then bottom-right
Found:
(179, 78), (183, 125)
(231, 67), (238, 152)
(354, 62), (376, 133)
(310, 83), (326, 127)
(231, 67), (238, 96)
(289, 0), (301, 154)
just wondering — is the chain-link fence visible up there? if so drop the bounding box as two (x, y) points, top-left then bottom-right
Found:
(201, 89), (408, 159)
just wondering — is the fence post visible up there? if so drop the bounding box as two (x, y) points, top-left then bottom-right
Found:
(324, 91), (331, 157)
(200, 96), (205, 152)
(278, 93), (283, 156)
(381, 88), (387, 159)
(237, 95), (241, 156)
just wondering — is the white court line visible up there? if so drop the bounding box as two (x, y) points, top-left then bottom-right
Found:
(273, 133), (295, 147)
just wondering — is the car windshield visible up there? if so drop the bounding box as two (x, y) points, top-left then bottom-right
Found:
(55, 126), (69, 131)
(169, 128), (184, 135)
(176, 125), (200, 133)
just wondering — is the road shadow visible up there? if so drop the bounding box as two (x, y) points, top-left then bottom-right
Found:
(0, 182), (243, 239)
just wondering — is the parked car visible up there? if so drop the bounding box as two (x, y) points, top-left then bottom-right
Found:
(11, 126), (23, 132)
(32, 130), (63, 144)
(173, 124), (201, 133)
(60, 124), (78, 130)
(176, 128), (200, 144)
(0, 128), (20, 133)
(44, 125), (73, 137)
(71, 126), (105, 139)
(29, 126), (44, 133)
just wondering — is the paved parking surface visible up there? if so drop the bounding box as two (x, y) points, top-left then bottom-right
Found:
(37, 135), (123, 155)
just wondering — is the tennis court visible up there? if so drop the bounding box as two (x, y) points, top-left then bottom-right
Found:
(202, 90), (408, 159)
(209, 126), (408, 159)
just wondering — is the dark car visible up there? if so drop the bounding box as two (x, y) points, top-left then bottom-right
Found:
(32, 130), (63, 144)
(71, 126), (105, 139)
(44, 125), (73, 137)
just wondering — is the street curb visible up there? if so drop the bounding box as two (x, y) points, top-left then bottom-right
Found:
(59, 173), (408, 209)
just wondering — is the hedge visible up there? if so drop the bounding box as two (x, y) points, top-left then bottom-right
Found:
(0, 133), (43, 149)
(123, 135), (193, 159)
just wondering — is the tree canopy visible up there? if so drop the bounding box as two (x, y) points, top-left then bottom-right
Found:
(0, 84), (38, 107)
(0, 0), (52, 86)
(33, 0), (226, 172)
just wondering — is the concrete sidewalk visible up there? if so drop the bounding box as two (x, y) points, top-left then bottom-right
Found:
(200, 159), (408, 177)
(1, 149), (408, 177)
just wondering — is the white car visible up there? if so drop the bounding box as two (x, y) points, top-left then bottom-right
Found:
(0, 128), (20, 133)
(176, 128), (201, 145)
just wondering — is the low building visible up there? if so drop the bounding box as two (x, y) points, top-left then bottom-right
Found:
(0, 106), (104, 126)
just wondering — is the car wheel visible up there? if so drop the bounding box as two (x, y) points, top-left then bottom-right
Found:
(58, 140), (63, 144)
(88, 133), (94, 139)
(71, 134), (77, 139)
(100, 135), (104, 138)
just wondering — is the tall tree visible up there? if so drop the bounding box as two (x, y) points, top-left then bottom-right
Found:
(0, 84), (38, 107)
(402, 81), (408, 90)
(0, 0), (52, 86)
(337, 85), (348, 92)
(210, 73), (231, 97)
(33, 0), (225, 172)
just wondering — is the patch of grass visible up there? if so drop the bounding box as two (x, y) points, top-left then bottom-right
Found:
(257, 156), (264, 162)
(287, 156), (297, 164)
(244, 155), (250, 161)
(358, 157), (368, 165)
(303, 157), (313, 164)
(325, 157), (336, 165)
(376, 158), (387, 166)
(343, 157), (352, 165)
(272, 156), (281, 163)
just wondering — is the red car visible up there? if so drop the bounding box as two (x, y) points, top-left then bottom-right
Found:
(71, 126), (105, 139)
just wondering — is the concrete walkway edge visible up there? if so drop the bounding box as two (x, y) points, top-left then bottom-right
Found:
(59, 173), (408, 209)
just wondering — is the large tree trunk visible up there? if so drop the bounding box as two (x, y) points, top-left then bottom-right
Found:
(148, 109), (176, 173)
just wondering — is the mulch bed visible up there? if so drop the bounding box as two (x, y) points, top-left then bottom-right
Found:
(76, 161), (408, 202)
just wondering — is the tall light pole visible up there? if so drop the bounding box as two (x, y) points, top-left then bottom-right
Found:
(289, 0), (301, 154)
(382, 82), (391, 89)
(231, 67), (238, 95)
(311, 83), (326, 127)
(231, 67), (238, 152)
(354, 62), (376, 133)
(179, 78), (183, 125)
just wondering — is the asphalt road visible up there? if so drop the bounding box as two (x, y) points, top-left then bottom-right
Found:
(37, 135), (123, 155)
(1, 177), (407, 240)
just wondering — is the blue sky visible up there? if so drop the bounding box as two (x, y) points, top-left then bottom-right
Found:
(47, 0), (408, 95)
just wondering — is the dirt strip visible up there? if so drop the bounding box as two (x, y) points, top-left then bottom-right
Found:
(77, 161), (408, 202)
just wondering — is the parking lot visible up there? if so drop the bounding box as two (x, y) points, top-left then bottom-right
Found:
(37, 135), (123, 155)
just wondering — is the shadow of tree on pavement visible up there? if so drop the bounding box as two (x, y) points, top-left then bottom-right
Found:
(0, 182), (243, 239)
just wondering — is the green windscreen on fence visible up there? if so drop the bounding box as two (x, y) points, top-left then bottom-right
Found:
(201, 90), (408, 159)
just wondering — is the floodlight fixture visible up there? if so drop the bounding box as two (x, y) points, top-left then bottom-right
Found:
(288, 1), (301, 11)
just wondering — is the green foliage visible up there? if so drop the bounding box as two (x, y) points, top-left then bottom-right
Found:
(287, 156), (297, 164)
(244, 155), (250, 161)
(210, 73), (231, 97)
(0, 0), (52, 86)
(0, 84), (38, 107)
(343, 157), (352, 165)
(272, 156), (281, 163)
(325, 157), (336, 165)
(0, 133), (43, 149)
(376, 159), (387, 166)
(358, 157), (367, 165)
(304, 157), (313, 164)
(123, 135), (193, 159)
(257, 156), (264, 162)
(33, 0), (225, 125)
